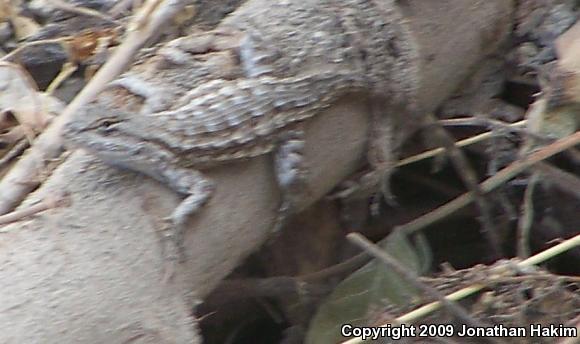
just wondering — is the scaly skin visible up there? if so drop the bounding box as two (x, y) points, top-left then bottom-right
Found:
(63, 0), (420, 277)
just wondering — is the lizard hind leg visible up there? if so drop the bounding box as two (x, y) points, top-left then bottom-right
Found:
(272, 128), (309, 234)
(330, 99), (399, 217)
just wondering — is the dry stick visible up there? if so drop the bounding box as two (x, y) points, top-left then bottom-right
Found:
(424, 113), (501, 258)
(46, 62), (78, 95)
(398, 131), (580, 236)
(1, 39), (66, 62)
(0, 0), (190, 215)
(207, 254), (372, 304)
(0, 193), (67, 227)
(517, 172), (538, 258)
(301, 250), (372, 282)
(0, 140), (29, 169)
(439, 117), (547, 141)
(397, 120), (527, 167)
(345, 233), (505, 344)
(341, 233), (580, 344)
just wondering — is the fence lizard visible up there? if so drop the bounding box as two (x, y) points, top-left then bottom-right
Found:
(63, 0), (421, 275)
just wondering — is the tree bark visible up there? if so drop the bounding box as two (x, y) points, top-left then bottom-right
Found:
(0, 0), (514, 343)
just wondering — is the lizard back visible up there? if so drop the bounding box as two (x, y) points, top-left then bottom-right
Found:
(133, 72), (363, 167)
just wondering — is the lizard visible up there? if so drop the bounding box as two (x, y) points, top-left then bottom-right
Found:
(63, 0), (421, 271)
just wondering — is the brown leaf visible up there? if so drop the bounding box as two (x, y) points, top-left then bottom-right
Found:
(66, 28), (118, 63)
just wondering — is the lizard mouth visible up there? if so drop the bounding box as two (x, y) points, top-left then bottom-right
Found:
(63, 121), (134, 159)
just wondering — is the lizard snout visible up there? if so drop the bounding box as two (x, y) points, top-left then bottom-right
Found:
(62, 120), (83, 138)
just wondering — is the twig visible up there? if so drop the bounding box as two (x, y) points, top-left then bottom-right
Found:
(0, 0), (191, 215)
(0, 193), (68, 227)
(204, 253), (372, 305)
(517, 173), (538, 258)
(46, 62), (78, 95)
(0, 139), (29, 169)
(344, 233), (505, 344)
(397, 120), (527, 167)
(424, 113), (501, 258)
(1, 39), (66, 62)
(520, 233), (580, 267)
(397, 131), (580, 236)
(439, 117), (548, 141)
(300, 251), (372, 282)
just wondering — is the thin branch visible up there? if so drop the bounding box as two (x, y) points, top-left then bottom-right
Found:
(398, 131), (580, 236)
(0, 0), (191, 215)
(424, 114), (501, 258)
(1, 39), (67, 62)
(0, 193), (68, 227)
(0, 139), (29, 169)
(517, 173), (538, 258)
(203, 253), (372, 305)
(439, 117), (548, 141)
(397, 120), (527, 167)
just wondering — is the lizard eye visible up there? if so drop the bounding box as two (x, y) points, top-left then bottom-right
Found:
(96, 118), (119, 134)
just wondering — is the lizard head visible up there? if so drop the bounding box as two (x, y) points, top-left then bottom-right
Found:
(63, 103), (178, 183)
(63, 104), (152, 167)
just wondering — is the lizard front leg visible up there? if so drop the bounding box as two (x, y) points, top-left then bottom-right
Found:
(155, 166), (215, 278)
(273, 128), (309, 233)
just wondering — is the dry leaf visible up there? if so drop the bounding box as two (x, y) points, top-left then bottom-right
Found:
(0, 62), (63, 143)
(66, 28), (118, 63)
